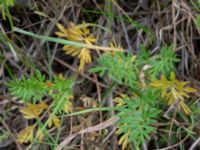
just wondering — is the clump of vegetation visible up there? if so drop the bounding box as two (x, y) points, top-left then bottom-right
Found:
(90, 46), (195, 149)
(8, 71), (74, 146)
(7, 43), (196, 149)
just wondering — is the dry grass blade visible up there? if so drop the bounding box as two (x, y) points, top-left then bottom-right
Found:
(55, 116), (119, 150)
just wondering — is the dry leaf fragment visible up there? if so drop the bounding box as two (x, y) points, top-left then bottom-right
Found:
(81, 95), (97, 108)
(17, 125), (35, 143)
(55, 23), (68, 38)
(63, 99), (73, 113)
(78, 47), (92, 71)
(20, 102), (48, 119)
(55, 116), (119, 150)
(117, 129), (130, 150)
(47, 115), (61, 129)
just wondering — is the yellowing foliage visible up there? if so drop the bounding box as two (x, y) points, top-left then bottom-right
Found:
(47, 115), (61, 129)
(18, 101), (63, 143)
(113, 94), (128, 106)
(116, 128), (130, 150)
(17, 125), (35, 143)
(55, 22), (96, 71)
(151, 72), (196, 114)
(17, 126), (45, 143)
(63, 97), (73, 113)
(20, 102), (48, 119)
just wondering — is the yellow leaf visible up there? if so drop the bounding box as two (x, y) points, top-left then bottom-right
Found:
(56, 23), (68, 35)
(82, 27), (90, 35)
(118, 130), (130, 150)
(20, 102), (48, 119)
(78, 48), (92, 71)
(68, 25), (84, 35)
(84, 36), (96, 45)
(67, 34), (83, 41)
(84, 38), (93, 45)
(113, 94), (128, 106)
(20, 107), (38, 119)
(17, 125), (35, 143)
(63, 45), (80, 56)
(170, 71), (176, 81)
(118, 133), (126, 145)
(179, 101), (192, 115)
(78, 48), (92, 63)
(38, 101), (49, 109)
(87, 35), (96, 42)
(55, 22), (96, 71)
(184, 87), (197, 93)
(150, 75), (168, 88)
(63, 100), (73, 113)
(55, 31), (68, 38)
(75, 22), (90, 34)
(52, 115), (61, 128)
(178, 81), (187, 87)
(48, 115), (61, 129)
(151, 72), (196, 115)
